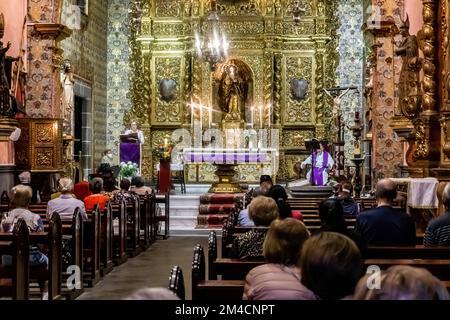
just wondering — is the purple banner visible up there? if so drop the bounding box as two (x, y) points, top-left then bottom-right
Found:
(120, 143), (141, 167)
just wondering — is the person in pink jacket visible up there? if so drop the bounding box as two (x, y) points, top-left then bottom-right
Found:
(243, 218), (315, 300)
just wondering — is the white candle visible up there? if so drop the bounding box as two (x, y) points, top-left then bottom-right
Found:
(164, 138), (168, 147)
(259, 105), (263, 129)
(208, 106), (212, 129)
(250, 107), (254, 129)
(268, 104), (271, 129)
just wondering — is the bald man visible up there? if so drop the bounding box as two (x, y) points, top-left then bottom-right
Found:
(355, 179), (416, 246)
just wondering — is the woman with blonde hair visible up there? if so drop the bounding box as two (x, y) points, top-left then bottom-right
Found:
(243, 218), (314, 300)
(354, 265), (449, 300)
(231, 196), (279, 259)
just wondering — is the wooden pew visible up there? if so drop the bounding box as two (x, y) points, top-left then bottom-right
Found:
(32, 212), (63, 300)
(100, 203), (114, 276)
(168, 265), (185, 300)
(364, 246), (450, 260)
(0, 219), (29, 300)
(155, 192), (170, 239)
(83, 205), (100, 287)
(61, 208), (84, 300)
(192, 244), (244, 301)
(137, 194), (152, 249)
(126, 197), (141, 257)
(110, 200), (128, 265)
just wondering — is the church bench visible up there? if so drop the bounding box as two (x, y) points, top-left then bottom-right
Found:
(110, 201), (128, 265)
(137, 194), (152, 249)
(154, 192), (170, 240)
(0, 214), (63, 300)
(192, 244), (245, 301)
(99, 203), (114, 276)
(125, 198), (142, 257)
(168, 265), (185, 300)
(60, 208), (84, 300)
(364, 259), (450, 280)
(0, 219), (29, 300)
(83, 206), (101, 287)
(364, 246), (450, 260)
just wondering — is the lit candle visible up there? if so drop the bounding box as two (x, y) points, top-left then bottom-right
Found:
(250, 107), (254, 129)
(259, 105), (263, 129)
(208, 106), (212, 129)
(164, 138), (168, 147)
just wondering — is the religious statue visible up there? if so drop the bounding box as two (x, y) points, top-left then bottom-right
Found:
(395, 15), (422, 119)
(364, 51), (376, 137)
(61, 61), (75, 133)
(218, 64), (245, 121)
(0, 37), (15, 117)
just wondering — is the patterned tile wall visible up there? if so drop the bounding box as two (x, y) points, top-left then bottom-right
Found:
(106, 0), (132, 163)
(60, 0), (108, 166)
(336, 0), (364, 164)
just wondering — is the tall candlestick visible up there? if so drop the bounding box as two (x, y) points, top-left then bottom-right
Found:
(208, 106), (212, 129)
(268, 104), (271, 129)
(191, 102), (194, 129)
(259, 105), (263, 129)
(250, 107), (254, 129)
(199, 104), (203, 133)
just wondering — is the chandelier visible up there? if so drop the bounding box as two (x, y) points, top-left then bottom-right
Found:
(194, 0), (229, 71)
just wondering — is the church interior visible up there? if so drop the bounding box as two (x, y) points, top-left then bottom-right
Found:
(1, 0), (450, 302)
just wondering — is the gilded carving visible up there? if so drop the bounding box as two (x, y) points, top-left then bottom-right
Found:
(413, 119), (429, 160)
(282, 130), (314, 148)
(213, 0), (262, 16)
(284, 0), (312, 17)
(263, 51), (273, 124)
(285, 56), (313, 124)
(221, 21), (264, 35)
(154, 57), (182, 123)
(36, 148), (54, 167)
(155, 0), (182, 17)
(35, 124), (53, 143)
(184, 53), (192, 124)
(152, 23), (190, 36)
(273, 53), (282, 125)
(420, 0), (437, 113)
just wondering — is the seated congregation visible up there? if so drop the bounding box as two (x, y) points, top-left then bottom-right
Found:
(0, 172), (166, 300)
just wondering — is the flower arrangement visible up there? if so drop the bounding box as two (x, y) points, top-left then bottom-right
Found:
(154, 138), (174, 161)
(119, 161), (138, 178)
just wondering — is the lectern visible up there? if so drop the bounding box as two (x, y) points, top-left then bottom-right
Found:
(119, 133), (141, 172)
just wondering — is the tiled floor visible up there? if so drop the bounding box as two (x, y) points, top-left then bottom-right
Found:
(77, 235), (209, 300)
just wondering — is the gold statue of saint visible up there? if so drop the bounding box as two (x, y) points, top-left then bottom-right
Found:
(219, 64), (244, 121)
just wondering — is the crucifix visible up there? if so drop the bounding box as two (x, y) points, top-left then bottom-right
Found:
(322, 86), (357, 179)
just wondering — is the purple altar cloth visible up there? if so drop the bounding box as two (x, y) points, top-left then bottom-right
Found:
(184, 150), (268, 164)
(120, 143), (141, 167)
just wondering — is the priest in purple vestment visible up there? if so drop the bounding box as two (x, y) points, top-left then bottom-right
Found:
(301, 141), (335, 186)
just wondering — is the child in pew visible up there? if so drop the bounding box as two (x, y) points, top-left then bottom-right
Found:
(300, 232), (364, 300)
(243, 218), (315, 300)
(353, 265), (449, 300)
(231, 196), (279, 259)
(0, 184), (49, 299)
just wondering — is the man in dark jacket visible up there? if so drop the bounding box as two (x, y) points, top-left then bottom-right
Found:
(424, 183), (450, 246)
(355, 178), (416, 246)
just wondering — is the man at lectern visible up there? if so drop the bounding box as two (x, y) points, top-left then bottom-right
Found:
(301, 139), (335, 186)
(124, 120), (145, 144)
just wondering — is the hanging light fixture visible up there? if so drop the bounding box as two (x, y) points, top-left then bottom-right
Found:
(194, 0), (229, 71)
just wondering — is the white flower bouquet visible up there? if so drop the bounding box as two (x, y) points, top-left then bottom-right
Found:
(119, 161), (138, 178)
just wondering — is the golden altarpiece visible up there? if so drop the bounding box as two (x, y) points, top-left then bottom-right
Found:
(124, 0), (340, 183)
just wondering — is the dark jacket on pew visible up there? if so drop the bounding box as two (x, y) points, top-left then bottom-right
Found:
(424, 211), (450, 246)
(355, 206), (416, 246)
